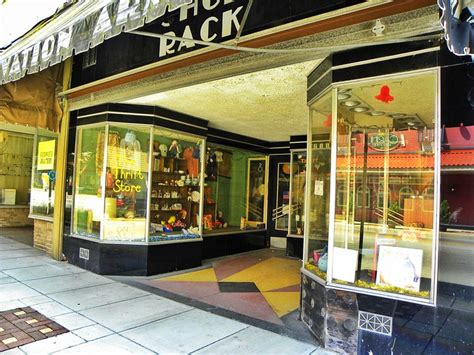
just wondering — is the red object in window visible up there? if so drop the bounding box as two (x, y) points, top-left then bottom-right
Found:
(323, 114), (332, 127)
(375, 85), (394, 103)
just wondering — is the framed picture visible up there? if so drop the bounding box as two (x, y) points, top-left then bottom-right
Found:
(376, 246), (423, 292)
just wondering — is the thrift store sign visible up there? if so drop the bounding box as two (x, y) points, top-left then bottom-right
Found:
(37, 140), (56, 171)
(0, 0), (193, 84)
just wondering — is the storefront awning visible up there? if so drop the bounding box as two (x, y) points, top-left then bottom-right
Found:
(438, 0), (474, 56)
(0, 0), (192, 85)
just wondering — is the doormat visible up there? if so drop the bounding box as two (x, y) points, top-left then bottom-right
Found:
(0, 307), (68, 352)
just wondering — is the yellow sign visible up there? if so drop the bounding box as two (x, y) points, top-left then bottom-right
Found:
(37, 140), (56, 171)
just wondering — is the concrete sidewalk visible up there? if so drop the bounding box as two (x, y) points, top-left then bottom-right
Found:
(0, 235), (327, 354)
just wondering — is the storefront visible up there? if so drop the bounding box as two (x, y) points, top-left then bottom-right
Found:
(62, 104), (271, 274)
(300, 40), (474, 352)
(0, 64), (65, 256)
(3, 0), (472, 352)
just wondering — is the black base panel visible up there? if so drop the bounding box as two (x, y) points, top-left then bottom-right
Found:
(202, 231), (267, 259)
(63, 236), (202, 276)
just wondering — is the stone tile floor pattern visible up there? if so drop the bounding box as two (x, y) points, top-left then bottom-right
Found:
(137, 249), (302, 326)
(0, 307), (68, 351)
(0, 230), (328, 354)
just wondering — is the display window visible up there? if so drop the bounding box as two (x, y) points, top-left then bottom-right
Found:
(304, 90), (332, 281)
(325, 71), (439, 302)
(103, 125), (150, 242)
(0, 129), (34, 206)
(149, 128), (204, 242)
(30, 130), (58, 218)
(202, 144), (268, 235)
(289, 150), (307, 237)
(71, 123), (205, 243)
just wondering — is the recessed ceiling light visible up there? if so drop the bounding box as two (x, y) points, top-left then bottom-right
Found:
(338, 93), (351, 100)
(407, 122), (415, 126)
(339, 88), (352, 94)
(350, 107), (370, 113)
(370, 111), (386, 116)
(389, 113), (407, 119)
(340, 100), (360, 107)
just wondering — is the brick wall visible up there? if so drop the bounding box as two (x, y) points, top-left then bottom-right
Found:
(0, 208), (33, 227)
(33, 219), (54, 256)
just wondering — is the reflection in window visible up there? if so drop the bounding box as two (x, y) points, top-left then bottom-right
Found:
(328, 71), (438, 301)
(304, 90), (332, 280)
(399, 186), (414, 210)
(72, 126), (105, 239)
(377, 185), (391, 209)
(356, 185), (371, 208)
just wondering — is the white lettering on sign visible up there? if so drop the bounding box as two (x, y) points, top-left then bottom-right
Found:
(158, 2), (244, 59)
(222, 7), (242, 37)
(201, 16), (218, 41)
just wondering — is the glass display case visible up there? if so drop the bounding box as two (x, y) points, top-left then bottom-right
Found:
(304, 70), (439, 303)
(288, 150), (307, 237)
(328, 72), (438, 301)
(202, 144), (268, 234)
(71, 123), (204, 243)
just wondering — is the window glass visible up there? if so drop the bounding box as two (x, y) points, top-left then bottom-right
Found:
(0, 130), (33, 206)
(289, 151), (306, 236)
(330, 72), (438, 300)
(103, 125), (150, 242)
(437, 62), (474, 306)
(149, 128), (203, 242)
(72, 126), (105, 239)
(203, 144), (266, 234)
(30, 133), (58, 217)
(304, 90), (332, 279)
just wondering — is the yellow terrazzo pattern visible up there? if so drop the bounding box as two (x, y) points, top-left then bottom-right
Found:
(222, 257), (301, 292)
(261, 292), (301, 317)
(160, 268), (218, 282)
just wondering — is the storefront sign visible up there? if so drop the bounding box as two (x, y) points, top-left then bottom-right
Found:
(155, 0), (247, 60)
(0, 0), (193, 84)
(369, 133), (400, 151)
(37, 140), (56, 171)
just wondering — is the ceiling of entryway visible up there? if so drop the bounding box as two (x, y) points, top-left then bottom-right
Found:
(121, 60), (321, 142)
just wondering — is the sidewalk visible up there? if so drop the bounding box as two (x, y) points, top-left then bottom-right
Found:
(0, 235), (328, 354)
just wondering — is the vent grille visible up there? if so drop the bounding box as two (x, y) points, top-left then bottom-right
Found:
(358, 311), (392, 336)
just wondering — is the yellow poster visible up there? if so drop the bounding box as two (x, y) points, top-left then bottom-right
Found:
(37, 140), (56, 171)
